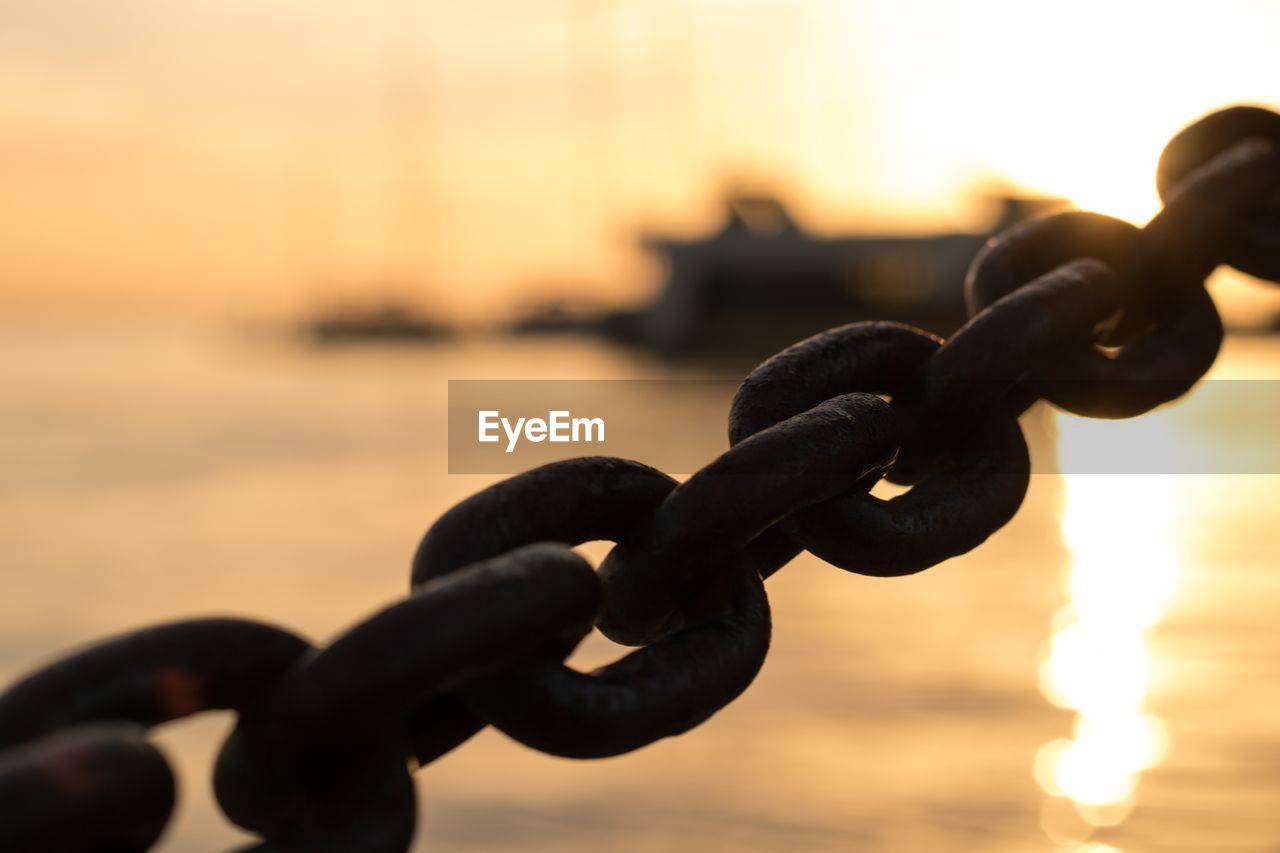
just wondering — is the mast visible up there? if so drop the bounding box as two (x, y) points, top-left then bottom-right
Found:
(381, 0), (434, 301)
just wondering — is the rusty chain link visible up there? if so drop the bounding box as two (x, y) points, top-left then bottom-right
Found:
(3, 105), (1279, 851)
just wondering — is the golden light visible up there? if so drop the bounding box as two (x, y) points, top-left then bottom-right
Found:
(5, 1), (1280, 313)
(1036, 414), (1183, 834)
(834, 0), (1280, 225)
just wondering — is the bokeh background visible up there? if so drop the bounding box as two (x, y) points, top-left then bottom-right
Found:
(4, 1), (1280, 850)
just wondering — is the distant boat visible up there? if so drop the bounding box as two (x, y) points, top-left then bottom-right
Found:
(304, 300), (452, 344)
(297, 15), (448, 350)
(511, 192), (1063, 360)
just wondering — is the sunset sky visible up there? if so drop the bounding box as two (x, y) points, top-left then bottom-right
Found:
(3, 0), (1279, 319)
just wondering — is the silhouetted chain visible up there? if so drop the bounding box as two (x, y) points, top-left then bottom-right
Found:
(2, 105), (1279, 852)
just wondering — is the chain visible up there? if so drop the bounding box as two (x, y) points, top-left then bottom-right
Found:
(3, 105), (1279, 853)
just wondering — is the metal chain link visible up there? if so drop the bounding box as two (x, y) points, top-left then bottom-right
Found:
(3, 105), (1279, 852)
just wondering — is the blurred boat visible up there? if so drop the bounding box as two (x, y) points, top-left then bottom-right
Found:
(513, 192), (1062, 361)
(304, 300), (453, 344)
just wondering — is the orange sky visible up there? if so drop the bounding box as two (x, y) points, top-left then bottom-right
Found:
(3, 0), (1279, 320)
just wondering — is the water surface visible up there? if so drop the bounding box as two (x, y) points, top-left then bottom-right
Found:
(1, 322), (1277, 851)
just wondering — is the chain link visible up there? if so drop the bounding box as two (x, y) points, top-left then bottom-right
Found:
(3, 105), (1279, 852)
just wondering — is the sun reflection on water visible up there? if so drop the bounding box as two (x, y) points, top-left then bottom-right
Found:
(1035, 413), (1183, 844)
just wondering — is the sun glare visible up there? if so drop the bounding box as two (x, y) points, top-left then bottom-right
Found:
(1036, 414), (1183, 840)
(842, 0), (1280, 225)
